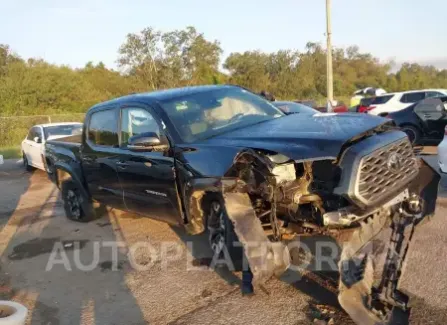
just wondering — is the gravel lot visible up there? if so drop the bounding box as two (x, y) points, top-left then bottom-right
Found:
(0, 156), (446, 325)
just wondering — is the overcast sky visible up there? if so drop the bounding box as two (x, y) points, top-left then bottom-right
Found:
(1, 0), (446, 69)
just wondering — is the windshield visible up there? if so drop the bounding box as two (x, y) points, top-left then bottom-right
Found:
(159, 87), (284, 142)
(273, 101), (318, 115)
(44, 124), (83, 139)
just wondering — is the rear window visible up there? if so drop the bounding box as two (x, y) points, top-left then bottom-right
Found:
(44, 124), (82, 140)
(371, 95), (393, 105)
(360, 97), (374, 106)
(87, 109), (118, 147)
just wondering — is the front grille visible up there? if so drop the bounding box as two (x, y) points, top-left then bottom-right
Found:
(356, 138), (418, 205)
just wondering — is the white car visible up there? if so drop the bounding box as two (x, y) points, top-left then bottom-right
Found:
(21, 122), (82, 171)
(366, 89), (447, 116)
(438, 126), (447, 173)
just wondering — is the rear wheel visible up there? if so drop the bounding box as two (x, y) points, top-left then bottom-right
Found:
(61, 180), (98, 222)
(205, 196), (243, 270)
(22, 152), (34, 172)
(401, 125), (421, 145)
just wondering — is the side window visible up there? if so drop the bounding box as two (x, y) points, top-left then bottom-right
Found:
(120, 107), (161, 146)
(35, 127), (43, 139)
(88, 109), (119, 147)
(27, 127), (35, 140)
(27, 127), (42, 141)
(426, 91), (444, 98)
(400, 92), (425, 103)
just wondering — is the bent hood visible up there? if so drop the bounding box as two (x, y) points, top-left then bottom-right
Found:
(204, 113), (391, 161)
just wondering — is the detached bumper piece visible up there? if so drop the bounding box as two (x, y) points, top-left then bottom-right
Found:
(338, 159), (440, 325)
(223, 193), (290, 284)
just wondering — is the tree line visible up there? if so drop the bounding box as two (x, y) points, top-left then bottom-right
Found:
(1, 26), (446, 116)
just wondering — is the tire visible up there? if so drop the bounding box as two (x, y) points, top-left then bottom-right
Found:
(0, 300), (28, 325)
(205, 195), (243, 271)
(401, 125), (421, 145)
(22, 152), (34, 172)
(61, 180), (97, 222)
(45, 159), (57, 182)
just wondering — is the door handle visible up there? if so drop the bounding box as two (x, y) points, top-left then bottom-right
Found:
(82, 157), (96, 163)
(116, 161), (129, 168)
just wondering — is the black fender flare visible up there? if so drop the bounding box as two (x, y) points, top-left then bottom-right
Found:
(53, 162), (90, 201)
(398, 122), (421, 131)
(183, 177), (230, 234)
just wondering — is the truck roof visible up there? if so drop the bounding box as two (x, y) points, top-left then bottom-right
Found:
(89, 85), (239, 110)
(37, 122), (83, 128)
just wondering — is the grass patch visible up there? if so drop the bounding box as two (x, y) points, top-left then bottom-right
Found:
(0, 146), (21, 159)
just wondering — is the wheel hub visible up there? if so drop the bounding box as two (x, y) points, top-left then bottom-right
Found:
(208, 202), (226, 255)
(404, 128), (416, 143)
(66, 190), (81, 219)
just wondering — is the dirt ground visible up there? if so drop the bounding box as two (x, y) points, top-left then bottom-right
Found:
(0, 156), (446, 325)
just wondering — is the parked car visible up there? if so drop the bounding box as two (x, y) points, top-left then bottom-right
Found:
(272, 101), (319, 115)
(387, 97), (447, 145)
(295, 100), (348, 113)
(45, 85), (439, 324)
(356, 97), (375, 112)
(315, 102), (349, 113)
(295, 100), (317, 108)
(21, 122), (82, 171)
(438, 126), (447, 173)
(363, 89), (447, 116)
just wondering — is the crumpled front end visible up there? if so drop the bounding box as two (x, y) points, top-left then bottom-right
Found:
(181, 126), (439, 325)
(337, 159), (440, 325)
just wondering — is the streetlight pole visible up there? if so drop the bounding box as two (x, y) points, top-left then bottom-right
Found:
(326, 0), (334, 110)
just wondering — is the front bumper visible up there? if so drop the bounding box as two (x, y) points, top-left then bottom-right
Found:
(338, 158), (441, 325)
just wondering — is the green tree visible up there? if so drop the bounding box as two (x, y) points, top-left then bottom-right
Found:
(117, 26), (222, 89)
(224, 51), (271, 92)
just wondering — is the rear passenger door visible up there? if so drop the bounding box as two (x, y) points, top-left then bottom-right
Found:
(81, 107), (125, 210)
(116, 104), (183, 225)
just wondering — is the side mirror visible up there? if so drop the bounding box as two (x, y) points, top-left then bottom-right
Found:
(127, 132), (161, 151)
(34, 137), (42, 143)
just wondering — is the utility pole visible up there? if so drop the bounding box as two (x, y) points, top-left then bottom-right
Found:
(326, 0), (334, 111)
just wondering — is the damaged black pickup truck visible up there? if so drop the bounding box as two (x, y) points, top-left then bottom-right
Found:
(45, 85), (440, 325)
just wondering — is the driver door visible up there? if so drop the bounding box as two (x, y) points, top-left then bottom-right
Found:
(116, 104), (183, 225)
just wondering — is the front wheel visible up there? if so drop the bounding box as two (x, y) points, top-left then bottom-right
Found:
(401, 125), (421, 145)
(205, 196), (243, 270)
(61, 180), (97, 222)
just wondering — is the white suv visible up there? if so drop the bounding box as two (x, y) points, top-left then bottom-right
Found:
(366, 89), (447, 116)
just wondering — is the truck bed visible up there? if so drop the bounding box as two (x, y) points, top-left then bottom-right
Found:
(45, 135), (83, 180)
(47, 134), (82, 146)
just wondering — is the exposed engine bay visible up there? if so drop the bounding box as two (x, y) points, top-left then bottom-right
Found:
(184, 130), (440, 325)
(225, 131), (420, 236)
